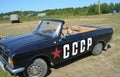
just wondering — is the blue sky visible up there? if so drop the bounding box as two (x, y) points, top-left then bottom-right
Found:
(0, 0), (120, 13)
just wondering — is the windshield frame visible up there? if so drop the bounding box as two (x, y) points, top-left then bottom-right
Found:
(34, 19), (65, 38)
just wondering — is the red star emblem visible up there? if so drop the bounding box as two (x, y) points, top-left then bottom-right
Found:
(51, 48), (61, 59)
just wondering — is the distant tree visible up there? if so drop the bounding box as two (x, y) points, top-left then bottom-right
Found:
(115, 3), (120, 12)
(79, 7), (88, 15)
(87, 4), (98, 15)
(0, 2), (120, 17)
(101, 3), (109, 14)
(109, 3), (115, 13)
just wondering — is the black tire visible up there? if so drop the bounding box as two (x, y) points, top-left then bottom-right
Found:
(22, 58), (48, 77)
(92, 43), (103, 55)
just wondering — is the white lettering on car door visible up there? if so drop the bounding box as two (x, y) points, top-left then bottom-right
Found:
(63, 44), (70, 59)
(87, 37), (92, 50)
(72, 42), (78, 56)
(80, 40), (85, 53)
(63, 37), (92, 59)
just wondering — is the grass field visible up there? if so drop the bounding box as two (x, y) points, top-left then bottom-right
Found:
(0, 14), (120, 77)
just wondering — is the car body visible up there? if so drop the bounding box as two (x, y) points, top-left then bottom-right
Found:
(0, 19), (113, 77)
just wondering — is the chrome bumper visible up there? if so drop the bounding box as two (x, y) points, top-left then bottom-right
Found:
(6, 65), (25, 74)
(0, 55), (25, 74)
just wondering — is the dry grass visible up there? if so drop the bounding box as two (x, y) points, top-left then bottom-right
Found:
(0, 21), (38, 36)
(0, 14), (120, 77)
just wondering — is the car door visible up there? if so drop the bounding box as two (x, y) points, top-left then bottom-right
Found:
(50, 33), (93, 65)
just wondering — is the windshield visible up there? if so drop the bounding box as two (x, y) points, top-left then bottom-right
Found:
(37, 20), (62, 38)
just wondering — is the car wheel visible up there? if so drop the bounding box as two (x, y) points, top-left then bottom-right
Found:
(24, 58), (48, 77)
(92, 43), (103, 55)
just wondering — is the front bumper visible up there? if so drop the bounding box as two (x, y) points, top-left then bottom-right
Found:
(6, 65), (25, 74)
(0, 55), (25, 74)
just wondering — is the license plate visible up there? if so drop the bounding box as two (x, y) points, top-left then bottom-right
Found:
(0, 61), (5, 71)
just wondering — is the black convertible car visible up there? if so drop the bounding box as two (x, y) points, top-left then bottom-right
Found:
(0, 19), (113, 77)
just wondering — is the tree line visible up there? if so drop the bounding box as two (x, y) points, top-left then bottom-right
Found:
(0, 2), (120, 18)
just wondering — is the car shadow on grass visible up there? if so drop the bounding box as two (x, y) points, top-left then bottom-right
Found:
(46, 52), (92, 77)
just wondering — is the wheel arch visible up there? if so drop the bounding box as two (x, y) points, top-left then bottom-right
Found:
(23, 54), (49, 77)
(26, 54), (53, 68)
(94, 40), (106, 50)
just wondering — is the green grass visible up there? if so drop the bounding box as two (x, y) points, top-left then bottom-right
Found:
(0, 15), (75, 23)
(0, 18), (10, 23)
(0, 69), (15, 77)
(0, 14), (120, 77)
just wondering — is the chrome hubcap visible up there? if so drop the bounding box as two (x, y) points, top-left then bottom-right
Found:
(94, 43), (103, 53)
(27, 63), (42, 77)
(96, 43), (102, 51)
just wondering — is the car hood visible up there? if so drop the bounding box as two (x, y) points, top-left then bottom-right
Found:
(0, 33), (46, 50)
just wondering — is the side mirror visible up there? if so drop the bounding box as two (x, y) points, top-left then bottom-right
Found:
(59, 33), (67, 42)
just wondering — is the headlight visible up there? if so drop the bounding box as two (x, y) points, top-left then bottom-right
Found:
(8, 57), (14, 67)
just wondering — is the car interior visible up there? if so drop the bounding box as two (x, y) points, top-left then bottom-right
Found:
(62, 25), (97, 36)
